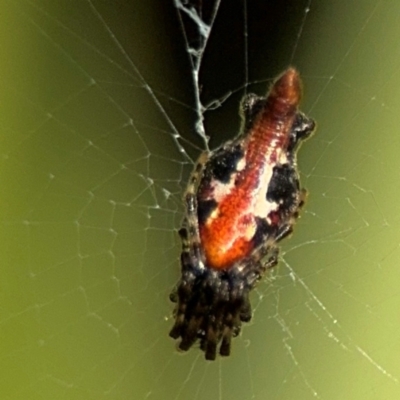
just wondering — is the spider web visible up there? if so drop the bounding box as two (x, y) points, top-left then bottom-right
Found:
(2, 0), (400, 399)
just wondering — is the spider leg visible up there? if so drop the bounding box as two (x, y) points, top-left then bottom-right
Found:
(170, 154), (211, 350)
(263, 247), (279, 269)
(179, 154), (209, 252)
(275, 224), (294, 243)
(201, 279), (245, 360)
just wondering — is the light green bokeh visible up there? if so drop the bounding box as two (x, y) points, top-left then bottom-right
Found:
(1, 1), (400, 400)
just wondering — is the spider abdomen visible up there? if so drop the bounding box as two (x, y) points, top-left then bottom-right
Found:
(197, 68), (303, 270)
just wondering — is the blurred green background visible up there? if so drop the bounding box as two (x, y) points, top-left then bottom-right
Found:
(1, 1), (400, 399)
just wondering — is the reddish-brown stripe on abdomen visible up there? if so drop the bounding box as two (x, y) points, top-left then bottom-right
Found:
(200, 68), (302, 270)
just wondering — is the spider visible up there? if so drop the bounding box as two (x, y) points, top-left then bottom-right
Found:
(169, 67), (316, 360)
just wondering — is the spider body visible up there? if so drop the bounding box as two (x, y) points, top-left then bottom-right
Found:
(170, 68), (315, 360)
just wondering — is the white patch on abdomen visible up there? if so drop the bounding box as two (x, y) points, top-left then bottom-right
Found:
(252, 156), (279, 219)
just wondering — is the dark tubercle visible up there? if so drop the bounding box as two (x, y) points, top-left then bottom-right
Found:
(204, 144), (244, 184)
(197, 199), (218, 225)
(266, 164), (299, 208)
(251, 217), (276, 249)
